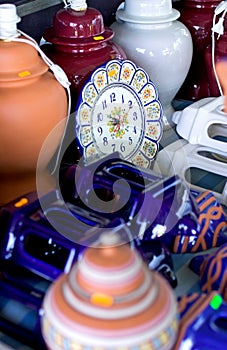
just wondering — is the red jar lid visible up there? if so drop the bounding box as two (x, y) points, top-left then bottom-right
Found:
(43, 7), (114, 48)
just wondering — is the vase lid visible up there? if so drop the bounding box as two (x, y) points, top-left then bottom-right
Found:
(116, 0), (180, 24)
(41, 232), (179, 350)
(43, 2), (114, 48)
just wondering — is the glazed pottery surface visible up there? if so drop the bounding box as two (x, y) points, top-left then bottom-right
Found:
(199, 244), (227, 300)
(0, 37), (68, 205)
(174, 0), (221, 100)
(110, 0), (193, 129)
(41, 233), (179, 350)
(175, 292), (226, 349)
(166, 190), (227, 253)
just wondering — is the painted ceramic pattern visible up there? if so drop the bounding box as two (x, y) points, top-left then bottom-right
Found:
(42, 314), (178, 350)
(169, 191), (227, 254)
(78, 103), (92, 125)
(93, 69), (108, 93)
(146, 122), (162, 141)
(107, 105), (130, 139)
(199, 244), (227, 301)
(131, 69), (148, 92)
(107, 61), (121, 83)
(80, 126), (92, 146)
(145, 102), (161, 120)
(131, 152), (149, 168)
(119, 61), (136, 84)
(139, 83), (157, 105)
(76, 59), (163, 168)
(141, 140), (157, 159)
(85, 143), (97, 158)
(83, 83), (97, 105)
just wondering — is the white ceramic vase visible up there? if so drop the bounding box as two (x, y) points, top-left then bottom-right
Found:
(111, 0), (193, 129)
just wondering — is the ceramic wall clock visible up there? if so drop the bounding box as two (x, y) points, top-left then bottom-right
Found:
(75, 59), (163, 168)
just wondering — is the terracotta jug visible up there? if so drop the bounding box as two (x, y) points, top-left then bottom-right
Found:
(41, 232), (179, 350)
(0, 4), (69, 205)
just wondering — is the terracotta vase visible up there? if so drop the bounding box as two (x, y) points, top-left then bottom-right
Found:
(41, 0), (126, 111)
(0, 4), (68, 205)
(174, 0), (221, 101)
(41, 233), (179, 350)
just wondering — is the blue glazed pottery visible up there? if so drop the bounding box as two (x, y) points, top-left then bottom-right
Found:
(199, 243), (227, 300)
(163, 190), (227, 253)
(175, 291), (227, 350)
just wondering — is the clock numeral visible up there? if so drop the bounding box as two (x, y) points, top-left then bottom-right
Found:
(97, 126), (103, 136)
(112, 143), (116, 152)
(102, 100), (107, 110)
(128, 100), (133, 109)
(97, 112), (103, 122)
(133, 126), (137, 134)
(103, 137), (108, 146)
(110, 92), (116, 103)
(129, 137), (133, 145)
(133, 111), (138, 121)
(120, 143), (125, 152)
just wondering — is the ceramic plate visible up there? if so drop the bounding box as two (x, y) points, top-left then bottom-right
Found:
(75, 59), (163, 168)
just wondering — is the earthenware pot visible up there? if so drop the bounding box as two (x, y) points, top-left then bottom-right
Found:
(41, 233), (179, 350)
(0, 4), (68, 205)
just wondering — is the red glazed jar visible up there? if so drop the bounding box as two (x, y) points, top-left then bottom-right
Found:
(174, 0), (221, 101)
(0, 4), (68, 205)
(41, 0), (126, 111)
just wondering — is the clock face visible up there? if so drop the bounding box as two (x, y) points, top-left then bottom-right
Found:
(91, 83), (144, 159)
(76, 59), (163, 168)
